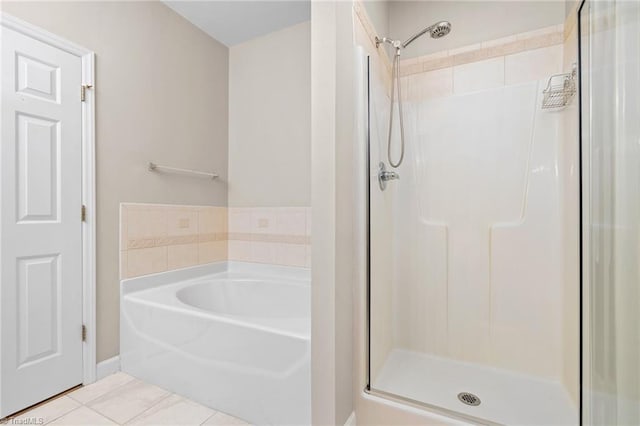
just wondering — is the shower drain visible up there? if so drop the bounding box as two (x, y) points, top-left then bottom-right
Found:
(457, 392), (481, 406)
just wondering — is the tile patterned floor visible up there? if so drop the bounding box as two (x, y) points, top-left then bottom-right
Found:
(10, 373), (250, 425)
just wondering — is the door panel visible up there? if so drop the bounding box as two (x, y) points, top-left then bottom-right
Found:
(17, 254), (61, 367)
(16, 53), (60, 102)
(1, 25), (83, 417)
(16, 113), (60, 222)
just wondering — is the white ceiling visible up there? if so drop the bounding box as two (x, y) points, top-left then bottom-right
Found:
(163, 1), (311, 47)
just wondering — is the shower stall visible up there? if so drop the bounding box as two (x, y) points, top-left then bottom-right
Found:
(357, 0), (640, 424)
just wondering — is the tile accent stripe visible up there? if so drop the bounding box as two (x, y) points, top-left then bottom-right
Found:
(355, 1), (578, 83)
(400, 28), (564, 77)
(227, 207), (311, 267)
(120, 203), (228, 279)
(127, 233), (227, 249)
(120, 204), (312, 278)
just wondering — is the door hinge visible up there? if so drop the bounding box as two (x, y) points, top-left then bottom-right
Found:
(82, 325), (87, 342)
(81, 205), (87, 222)
(80, 84), (93, 102)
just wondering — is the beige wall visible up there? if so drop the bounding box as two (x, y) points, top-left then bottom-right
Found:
(1, 1), (229, 362)
(228, 22), (310, 207)
(310, 2), (355, 424)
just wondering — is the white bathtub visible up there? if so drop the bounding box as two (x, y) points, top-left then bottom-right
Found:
(120, 262), (310, 426)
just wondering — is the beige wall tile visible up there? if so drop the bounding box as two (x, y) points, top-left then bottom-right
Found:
(198, 206), (226, 234)
(167, 207), (198, 237)
(484, 40), (527, 58)
(418, 50), (448, 62)
(421, 56), (454, 73)
(167, 243), (199, 270)
(228, 208), (252, 234)
(305, 208), (312, 237)
(127, 238), (158, 250)
(482, 34), (518, 49)
(275, 243), (307, 267)
(228, 240), (251, 262)
(126, 205), (167, 243)
(563, 27), (578, 71)
(305, 245), (311, 268)
(276, 207), (307, 236)
(517, 24), (560, 40)
(251, 208), (278, 234)
(250, 241), (277, 264)
(122, 203), (313, 271)
(564, 12), (577, 41)
(198, 241), (227, 264)
(524, 32), (563, 50)
(452, 48), (489, 66)
(127, 247), (167, 278)
(448, 43), (482, 56)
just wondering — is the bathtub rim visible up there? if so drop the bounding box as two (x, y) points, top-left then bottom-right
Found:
(120, 261), (311, 340)
(121, 260), (310, 296)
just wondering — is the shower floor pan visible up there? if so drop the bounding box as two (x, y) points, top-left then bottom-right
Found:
(372, 349), (577, 425)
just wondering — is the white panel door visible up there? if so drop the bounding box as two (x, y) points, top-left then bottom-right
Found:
(1, 26), (83, 417)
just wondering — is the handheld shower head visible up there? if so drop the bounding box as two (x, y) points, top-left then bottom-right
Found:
(381, 19), (452, 170)
(401, 20), (452, 48)
(430, 21), (452, 39)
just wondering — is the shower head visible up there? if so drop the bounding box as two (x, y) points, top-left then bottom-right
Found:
(401, 21), (452, 48)
(430, 21), (452, 39)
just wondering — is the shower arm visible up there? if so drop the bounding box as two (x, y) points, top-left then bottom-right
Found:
(376, 22), (445, 50)
(401, 25), (434, 48)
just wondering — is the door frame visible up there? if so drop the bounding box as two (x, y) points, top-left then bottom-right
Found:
(1, 13), (97, 385)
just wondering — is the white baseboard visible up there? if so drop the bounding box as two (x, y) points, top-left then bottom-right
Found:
(96, 356), (120, 380)
(344, 412), (356, 426)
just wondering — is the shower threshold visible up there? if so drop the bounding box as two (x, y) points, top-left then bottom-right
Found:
(371, 349), (577, 425)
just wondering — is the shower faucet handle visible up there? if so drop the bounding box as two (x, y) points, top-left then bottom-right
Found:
(378, 162), (399, 191)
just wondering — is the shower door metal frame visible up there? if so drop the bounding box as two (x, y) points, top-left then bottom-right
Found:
(577, 3), (586, 426)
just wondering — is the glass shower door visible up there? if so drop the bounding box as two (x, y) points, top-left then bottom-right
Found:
(580, 1), (640, 424)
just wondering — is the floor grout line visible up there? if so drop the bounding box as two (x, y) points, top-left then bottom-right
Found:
(68, 373), (136, 406)
(43, 404), (84, 425)
(79, 376), (170, 425)
(121, 392), (175, 425)
(85, 405), (124, 425)
(199, 411), (218, 426)
(76, 405), (121, 425)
